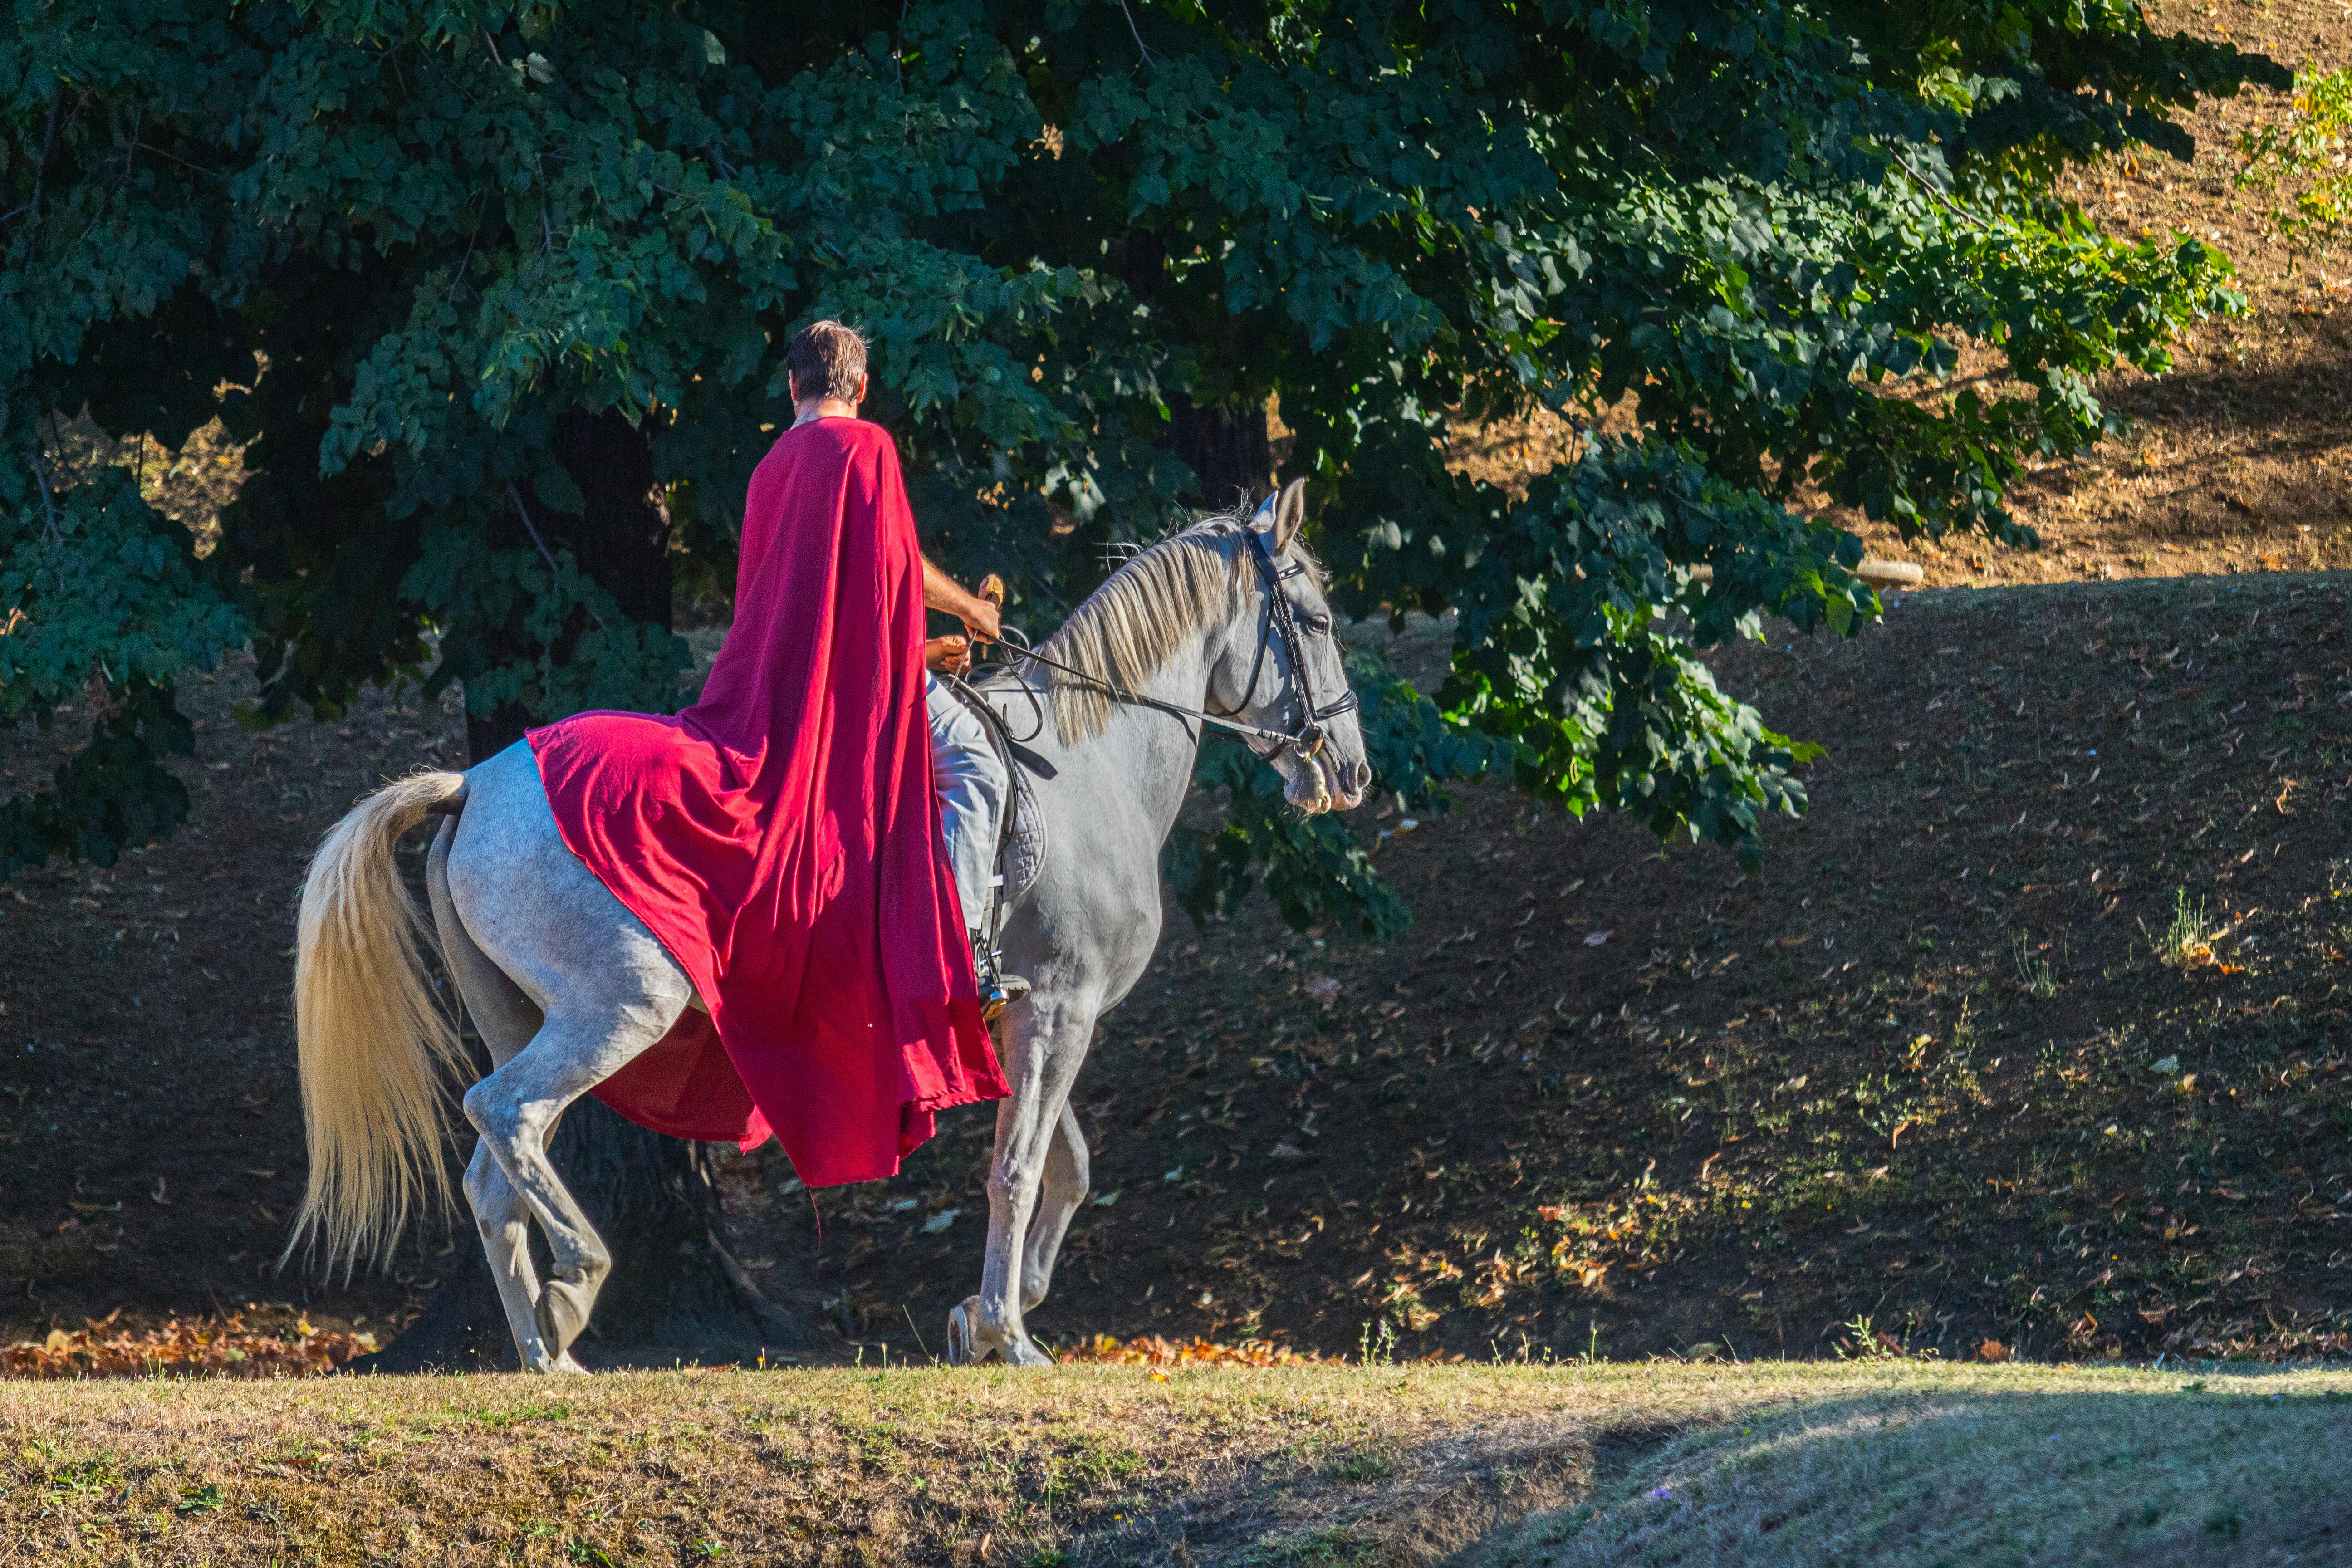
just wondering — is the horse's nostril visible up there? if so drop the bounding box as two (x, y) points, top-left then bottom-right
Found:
(1343, 761), (1371, 796)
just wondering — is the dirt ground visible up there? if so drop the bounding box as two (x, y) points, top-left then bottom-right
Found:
(767, 573), (2352, 1369)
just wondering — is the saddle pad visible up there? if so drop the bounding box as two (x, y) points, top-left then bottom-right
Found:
(961, 674), (1048, 907)
(1004, 761), (1046, 906)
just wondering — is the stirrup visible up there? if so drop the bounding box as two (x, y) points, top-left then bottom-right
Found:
(974, 934), (1030, 1021)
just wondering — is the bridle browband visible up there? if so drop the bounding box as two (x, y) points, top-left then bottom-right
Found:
(990, 524), (1356, 760)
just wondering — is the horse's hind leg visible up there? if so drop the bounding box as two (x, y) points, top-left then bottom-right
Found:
(459, 1006), (681, 1368)
(428, 817), (568, 1371)
(444, 743), (696, 1369)
(1020, 1101), (1090, 1314)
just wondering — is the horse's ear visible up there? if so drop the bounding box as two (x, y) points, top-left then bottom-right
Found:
(1270, 477), (1308, 554)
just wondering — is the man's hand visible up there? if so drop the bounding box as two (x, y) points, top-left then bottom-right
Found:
(960, 596), (1002, 644)
(925, 635), (973, 676)
(921, 556), (1003, 642)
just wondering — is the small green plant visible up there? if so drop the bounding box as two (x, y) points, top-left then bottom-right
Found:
(2011, 931), (2059, 998)
(2157, 888), (2219, 970)
(175, 1482), (225, 1516)
(1356, 1319), (1398, 1367)
(30, 1445), (120, 1502)
(1831, 1314), (1937, 1362)
(1323, 1444), (1395, 1484)
(2237, 67), (2352, 250)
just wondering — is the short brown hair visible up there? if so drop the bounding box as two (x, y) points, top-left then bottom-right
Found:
(787, 319), (869, 403)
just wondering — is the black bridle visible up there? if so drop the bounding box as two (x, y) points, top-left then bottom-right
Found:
(990, 525), (1354, 760)
(1203, 525), (1358, 759)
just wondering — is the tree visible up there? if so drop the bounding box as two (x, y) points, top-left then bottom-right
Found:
(3, 0), (2285, 1356)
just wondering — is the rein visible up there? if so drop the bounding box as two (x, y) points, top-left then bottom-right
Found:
(982, 527), (1353, 760)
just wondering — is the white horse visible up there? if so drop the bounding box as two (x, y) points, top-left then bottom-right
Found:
(286, 482), (1370, 1371)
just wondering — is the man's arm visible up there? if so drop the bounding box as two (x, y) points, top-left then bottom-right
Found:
(921, 555), (1002, 642)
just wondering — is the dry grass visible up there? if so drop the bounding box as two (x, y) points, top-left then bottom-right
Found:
(1478, 1367), (2352, 1566)
(3, 1362), (2347, 1566)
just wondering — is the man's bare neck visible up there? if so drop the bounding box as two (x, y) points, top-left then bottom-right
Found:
(792, 399), (858, 426)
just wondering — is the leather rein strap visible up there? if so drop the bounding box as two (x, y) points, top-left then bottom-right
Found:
(991, 527), (1352, 760)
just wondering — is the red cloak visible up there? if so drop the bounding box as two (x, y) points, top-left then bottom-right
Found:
(525, 417), (1007, 1185)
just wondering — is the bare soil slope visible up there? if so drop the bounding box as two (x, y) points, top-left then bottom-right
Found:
(777, 574), (2352, 1370)
(18, 592), (2352, 1372)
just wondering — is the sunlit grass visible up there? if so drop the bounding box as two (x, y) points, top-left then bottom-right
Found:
(7, 1363), (2352, 1566)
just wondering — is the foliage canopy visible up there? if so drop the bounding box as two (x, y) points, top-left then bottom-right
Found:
(2, 0), (2285, 925)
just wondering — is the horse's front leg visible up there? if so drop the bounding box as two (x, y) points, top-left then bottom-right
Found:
(1021, 1100), (1089, 1314)
(951, 992), (1095, 1367)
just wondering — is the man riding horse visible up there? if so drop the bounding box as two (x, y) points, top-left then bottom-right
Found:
(285, 312), (1373, 1372)
(783, 320), (1028, 1014)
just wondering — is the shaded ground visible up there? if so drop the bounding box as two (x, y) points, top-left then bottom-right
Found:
(17, 576), (2352, 1371)
(4, 1361), (2348, 1567)
(776, 573), (2352, 1370)
(0, 666), (457, 1347)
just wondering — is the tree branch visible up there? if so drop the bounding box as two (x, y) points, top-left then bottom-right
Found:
(28, 452), (63, 543)
(1118, 0), (1156, 68)
(506, 481), (606, 628)
(1886, 147), (1991, 233)
(21, 93), (61, 247)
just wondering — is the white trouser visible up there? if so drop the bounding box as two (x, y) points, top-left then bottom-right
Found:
(926, 673), (1007, 936)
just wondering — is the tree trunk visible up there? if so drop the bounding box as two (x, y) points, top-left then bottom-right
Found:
(358, 412), (818, 1372)
(1165, 394), (1274, 514)
(1116, 227), (1276, 512)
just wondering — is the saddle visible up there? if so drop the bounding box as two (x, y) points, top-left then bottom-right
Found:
(940, 671), (1048, 990)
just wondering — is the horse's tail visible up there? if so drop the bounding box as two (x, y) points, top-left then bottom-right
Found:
(284, 769), (471, 1277)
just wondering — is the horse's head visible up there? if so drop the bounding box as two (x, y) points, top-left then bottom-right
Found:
(1209, 480), (1372, 815)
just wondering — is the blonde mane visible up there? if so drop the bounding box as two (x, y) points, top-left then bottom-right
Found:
(1034, 516), (1322, 745)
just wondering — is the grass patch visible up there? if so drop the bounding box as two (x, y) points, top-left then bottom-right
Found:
(1478, 1375), (2352, 1565)
(2155, 886), (2221, 970)
(1, 1363), (2347, 1565)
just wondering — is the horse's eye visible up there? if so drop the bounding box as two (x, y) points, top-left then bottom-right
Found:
(1304, 614), (1332, 636)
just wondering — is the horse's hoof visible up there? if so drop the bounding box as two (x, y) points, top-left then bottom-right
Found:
(534, 1278), (595, 1357)
(946, 1298), (983, 1366)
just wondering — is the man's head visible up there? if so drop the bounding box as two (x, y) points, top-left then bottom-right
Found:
(787, 319), (870, 411)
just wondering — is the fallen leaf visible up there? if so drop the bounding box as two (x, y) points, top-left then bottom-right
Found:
(922, 1209), (960, 1234)
(1584, 931), (1612, 947)
(1269, 1141), (1305, 1159)
(1979, 1340), (2010, 1363)
(1302, 975), (1342, 1005)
